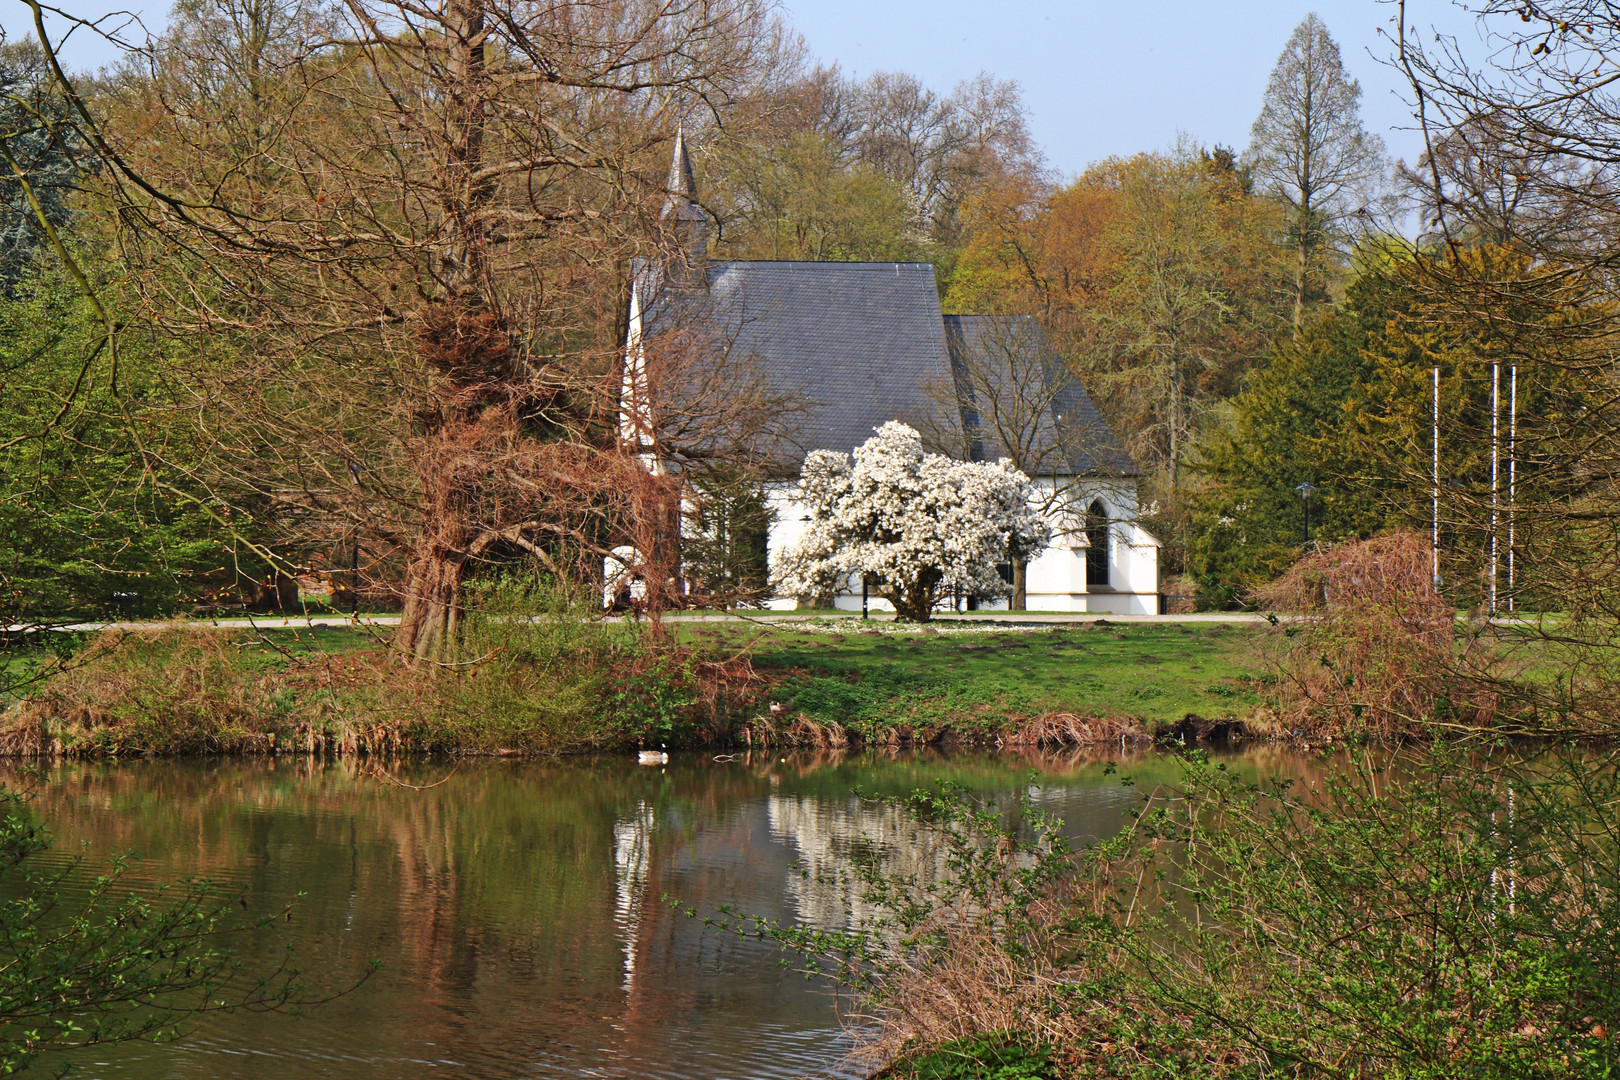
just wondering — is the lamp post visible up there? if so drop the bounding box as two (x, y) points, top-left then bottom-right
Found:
(1294, 482), (1317, 546)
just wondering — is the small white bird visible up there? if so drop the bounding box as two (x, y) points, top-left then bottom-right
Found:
(638, 747), (669, 765)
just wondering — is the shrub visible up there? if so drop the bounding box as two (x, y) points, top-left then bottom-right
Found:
(1255, 531), (1502, 739)
(760, 749), (1620, 1078)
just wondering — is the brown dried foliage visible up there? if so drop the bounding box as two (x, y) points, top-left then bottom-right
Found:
(1001, 711), (1150, 749)
(1255, 531), (1501, 740)
(0, 624), (769, 759)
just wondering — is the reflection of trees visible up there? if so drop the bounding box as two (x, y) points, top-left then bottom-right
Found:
(9, 759), (662, 1075)
(2, 750), (1344, 1077)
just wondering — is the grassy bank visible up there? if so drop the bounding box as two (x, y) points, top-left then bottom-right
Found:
(693, 620), (1268, 746)
(0, 616), (1271, 759)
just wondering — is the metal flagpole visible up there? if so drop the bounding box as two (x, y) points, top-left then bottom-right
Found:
(1508, 365), (1517, 612)
(1491, 362), (1500, 615)
(1433, 366), (1441, 589)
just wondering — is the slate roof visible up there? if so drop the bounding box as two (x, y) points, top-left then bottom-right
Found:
(943, 315), (1139, 477)
(634, 133), (1136, 479)
(697, 260), (955, 461)
(635, 260), (1139, 477)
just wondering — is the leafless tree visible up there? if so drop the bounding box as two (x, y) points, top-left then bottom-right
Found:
(1396, 115), (1605, 249)
(704, 64), (1045, 260)
(22, 0), (783, 662)
(1387, 0), (1620, 727)
(1246, 13), (1388, 329)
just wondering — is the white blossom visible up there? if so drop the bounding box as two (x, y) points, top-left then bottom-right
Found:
(774, 422), (1050, 621)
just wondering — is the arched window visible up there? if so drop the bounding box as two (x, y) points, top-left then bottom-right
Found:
(1085, 500), (1110, 588)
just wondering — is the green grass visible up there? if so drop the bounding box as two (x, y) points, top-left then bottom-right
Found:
(4, 618), (1270, 754)
(891, 1034), (1056, 1079)
(678, 621), (1269, 734)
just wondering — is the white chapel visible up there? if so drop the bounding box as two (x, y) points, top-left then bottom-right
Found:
(625, 133), (1160, 615)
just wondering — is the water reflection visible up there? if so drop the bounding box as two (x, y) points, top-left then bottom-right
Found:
(5, 749), (1299, 1079)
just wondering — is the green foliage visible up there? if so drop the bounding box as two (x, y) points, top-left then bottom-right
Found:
(712, 132), (930, 263)
(1115, 749), (1620, 1077)
(0, 782), (355, 1071)
(0, 266), (233, 622)
(1193, 246), (1601, 611)
(786, 748), (1620, 1078)
(896, 1034), (1054, 1080)
(681, 472), (774, 604)
(1189, 269), (1403, 605)
(460, 576), (714, 747)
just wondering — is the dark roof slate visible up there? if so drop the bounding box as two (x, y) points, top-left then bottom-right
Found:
(636, 259), (1139, 478)
(701, 260), (955, 460)
(943, 315), (1138, 477)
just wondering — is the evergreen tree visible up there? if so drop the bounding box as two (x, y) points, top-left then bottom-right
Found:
(0, 37), (91, 294)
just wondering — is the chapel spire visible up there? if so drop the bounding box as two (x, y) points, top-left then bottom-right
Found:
(661, 125), (708, 268)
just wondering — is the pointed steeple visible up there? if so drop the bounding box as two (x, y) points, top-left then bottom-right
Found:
(662, 125), (701, 219)
(661, 126), (708, 270)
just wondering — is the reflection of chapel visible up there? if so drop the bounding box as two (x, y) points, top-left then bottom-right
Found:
(627, 133), (1160, 614)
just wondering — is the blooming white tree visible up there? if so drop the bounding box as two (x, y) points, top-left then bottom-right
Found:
(775, 422), (1049, 621)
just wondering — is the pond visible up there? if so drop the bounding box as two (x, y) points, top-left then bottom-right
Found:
(11, 748), (1317, 1079)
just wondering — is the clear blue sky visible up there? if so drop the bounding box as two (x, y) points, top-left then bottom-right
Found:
(782, 0), (1477, 178)
(10, 1), (1478, 176)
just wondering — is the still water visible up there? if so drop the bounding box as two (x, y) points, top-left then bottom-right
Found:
(11, 749), (1306, 1079)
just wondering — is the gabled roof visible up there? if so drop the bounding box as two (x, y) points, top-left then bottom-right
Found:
(696, 260), (956, 461)
(632, 131), (1138, 479)
(943, 315), (1138, 477)
(635, 262), (1139, 477)
(634, 253), (1137, 480)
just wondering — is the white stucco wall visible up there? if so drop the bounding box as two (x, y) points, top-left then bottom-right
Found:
(760, 478), (1159, 614)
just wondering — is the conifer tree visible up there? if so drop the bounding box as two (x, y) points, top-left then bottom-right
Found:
(1246, 14), (1386, 330)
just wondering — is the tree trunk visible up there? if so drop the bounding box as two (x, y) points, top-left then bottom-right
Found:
(1168, 345), (1182, 496)
(1293, 225), (1308, 333)
(396, 2), (488, 667)
(1013, 559), (1027, 611)
(397, 542), (466, 665)
(889, 570), (947, 623)
(1292, 192), (1313, 334)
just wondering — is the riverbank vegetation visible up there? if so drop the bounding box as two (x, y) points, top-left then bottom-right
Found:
(778, 745), (1620, 1079)
(0, 609), (1270, 758)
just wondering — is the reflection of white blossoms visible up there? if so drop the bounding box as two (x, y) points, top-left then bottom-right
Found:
(613, 802), (655, 991)
(768, 794), (948, 931)
(774, 422), (1050, 620)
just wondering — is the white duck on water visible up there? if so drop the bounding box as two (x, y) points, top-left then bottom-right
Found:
(637, 746), (669, 765)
